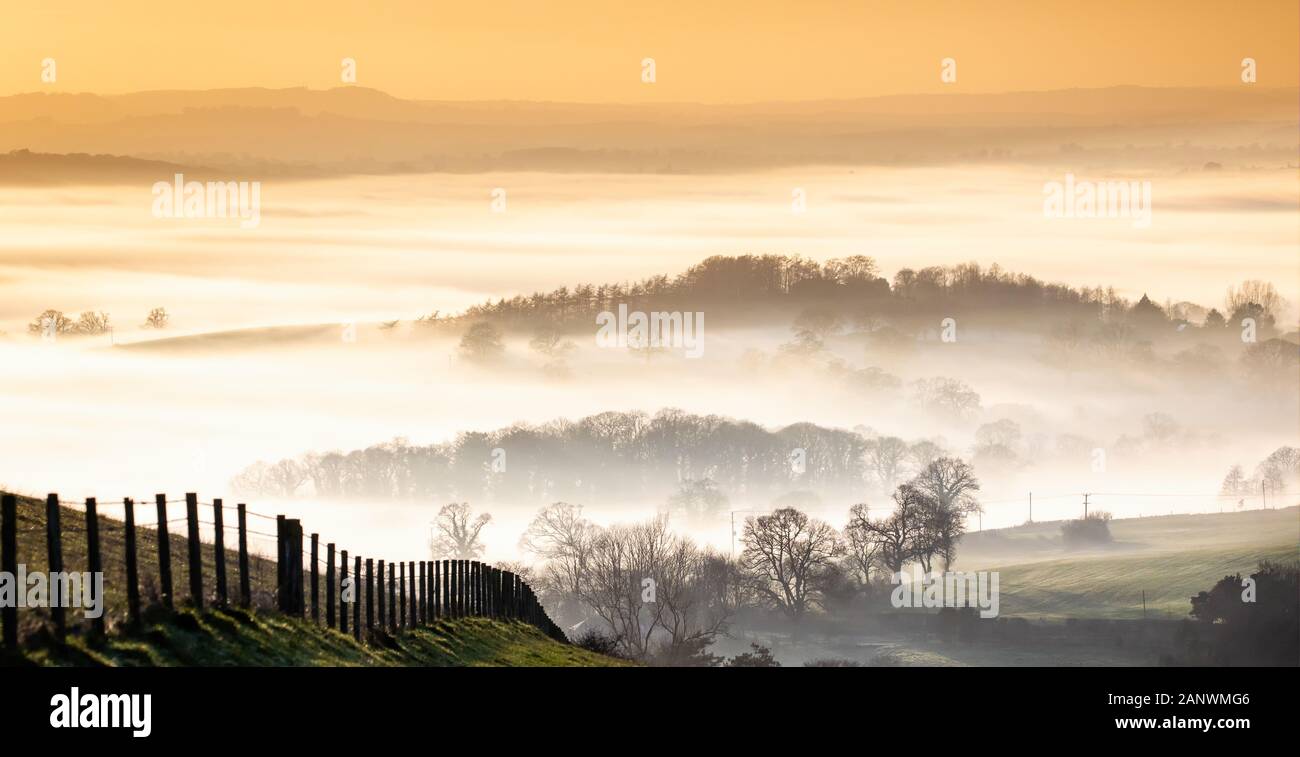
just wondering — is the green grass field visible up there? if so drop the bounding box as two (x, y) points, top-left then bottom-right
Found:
(17, 611), (626, 667)
(985, 542), (1298, 619)
(956, 506), (1300, 619)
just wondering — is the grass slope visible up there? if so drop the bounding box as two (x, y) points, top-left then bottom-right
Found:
(3, 493), (282, 635)
(17, 610), (624, 667)
(3, 492), (624, 667)
(987, 542), (1298, 620)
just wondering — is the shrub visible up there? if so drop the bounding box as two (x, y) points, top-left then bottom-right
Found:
(1061, 511), (1112, 548)
(573, 628), (625, 658)
(803, 657), (862, 667)
(725, 643), (781, 667)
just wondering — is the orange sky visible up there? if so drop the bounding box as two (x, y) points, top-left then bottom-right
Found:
(3, 0), (1297, 101)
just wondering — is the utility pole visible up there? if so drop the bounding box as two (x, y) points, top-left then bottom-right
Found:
(1028, 491), (1032, 524)
(730, 511), (738, 559)
(1083, 493), (1090, 519)
(1261, 480), (1267, 510)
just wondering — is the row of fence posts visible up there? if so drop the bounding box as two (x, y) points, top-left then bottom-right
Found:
(1, 492), (567, 652)
(1, 492), (257, 649)
(273, 514), (566, 642)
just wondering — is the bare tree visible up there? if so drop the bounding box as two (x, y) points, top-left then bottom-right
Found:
(910, 377), (981, 421)
(529, 324), (576, 376)
(842, 503), (882, 584)
(458, 322), (505, 364)
(430, 502), (491, 559)
(1225, 280), (1283, 322)
(651, 539), (731, 664)
(666, 478), (728, 524)
(74, 311), (111, 335)
(578, 516), (672, 660)
(909, 458), (981, 570)
(739, 508), (841, 622)
(576, 515), (731, 663)
(142, 307), (169, 329)
(27, 309), (73, 336)
(520, 502), (592, 601)
(864, 484), (930, 573)
(865, 436), (909, 493)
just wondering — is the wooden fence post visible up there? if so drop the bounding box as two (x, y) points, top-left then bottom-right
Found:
(377, 559), (386, 631)
(276, 516), (304, 615)
(388, 561), (396, 630)
(452, 560), (460, 618)
(310, 533), (320, 623)
(435, 560), (442, 620)
(1, 493), (17, 650)
(490, 567), (498, 619)
(408, 561), (416, 627)
(355, 556), (363, 639)
(122, 498), (140, 626)
(84, 497), (104, 635)
(365, 558), (374, 632)
(326, 543), (336, 628)
(418, 561), (425, 625)
(338, 548), (347, 634)
(398, 561), (406, 630)
(475, 562), (482, 616)
(236, 504), (250, 607)
(212, 499), (227, 607)
(276, 516), (288, 612)
(46, 494), (66, 638)
(155, 494), (173, 609)
(185, 493), (203, 609)
(452, 559), (460, 618)
(292, 521), (304, 616)
(446, 559), (455, 618)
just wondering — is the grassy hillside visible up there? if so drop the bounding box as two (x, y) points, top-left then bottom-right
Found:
(2, 492), (624, 667)
(952, 506), (1299, 620)
(17, 611), (625, 667)
(2, 493), (282, 636)
(986, 542), (1298, 620)
(956, 507), (1300, 568)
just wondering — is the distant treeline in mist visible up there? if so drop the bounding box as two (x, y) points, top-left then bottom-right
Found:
(230, 409), (946, 507)
(441, 254), (1293, 343)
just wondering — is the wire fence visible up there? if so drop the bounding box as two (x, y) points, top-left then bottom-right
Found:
(0, 491), (565, 651)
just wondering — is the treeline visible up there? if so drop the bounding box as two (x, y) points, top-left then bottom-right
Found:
(230, 409), (946, 505)
(23, 307), (169, 337)
(518, 457), (981, 663)
(439, 254), (1289, 338)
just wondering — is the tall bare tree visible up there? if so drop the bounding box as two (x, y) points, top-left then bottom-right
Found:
(429, 502), (491, 559)
(909, 457), (981, 570)
(842, 503), (882, 583)
(520, 502), (592, 601)
(739, 508), (840, 622)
